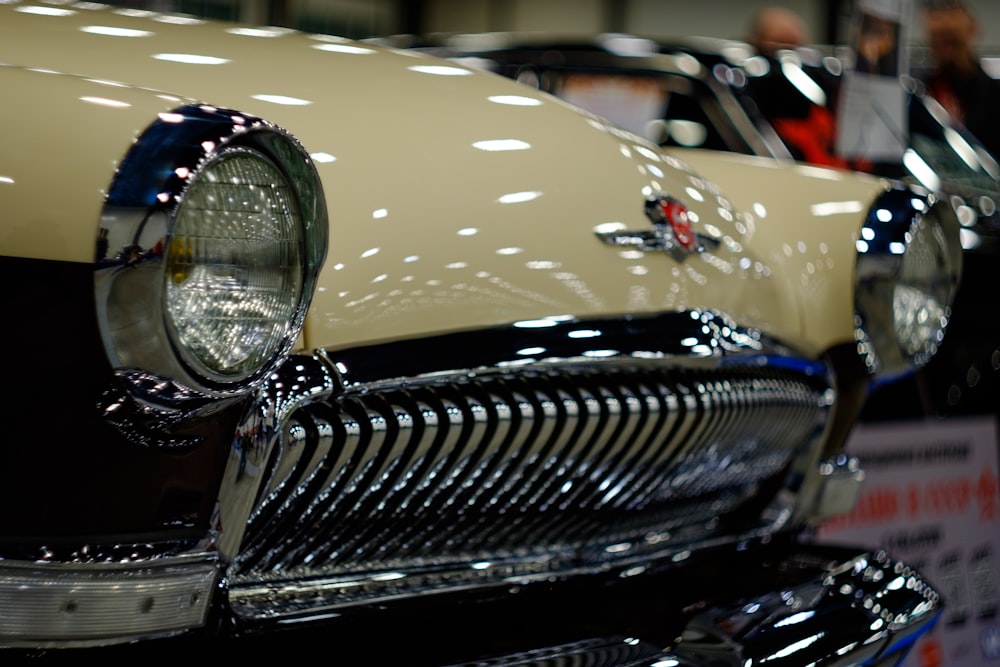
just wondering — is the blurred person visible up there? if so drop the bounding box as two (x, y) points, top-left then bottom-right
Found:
(918, 0), (1000, 158)
(746, 5), (808, 56)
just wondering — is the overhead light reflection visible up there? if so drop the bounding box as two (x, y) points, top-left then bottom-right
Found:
(310, 152), (337, 163)
(81, 96), (130, 108)
(770, 633), (823, 659)
(513, 319), (559, 329)
(153, 53), (229, 65)
(488, 95), (542, 106)
(313, 43), (375, 55)
(473, 139), (531, 152)
(775, 610), (816, 627)
(408, 64), (472, 76)
(15, 5), (75, 16)
(498, 191), (541, 204)
(153, 14), (204, 25)
(228, 26), (295, 38)
(251, 93), (313, 106)
(810, 200), (864, 217)
(81, 25), (152, 37)
(112, 8), (155, 18)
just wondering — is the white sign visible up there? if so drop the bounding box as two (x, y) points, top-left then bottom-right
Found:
(815, 416), (1000, 666)
(835, 0), (911, 161)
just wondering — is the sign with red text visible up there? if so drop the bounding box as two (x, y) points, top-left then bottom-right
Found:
(815, 416), (1000, 667)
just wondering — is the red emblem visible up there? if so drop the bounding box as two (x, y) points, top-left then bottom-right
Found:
(644, 195), (698, 259)
(658, 198), (695, 250)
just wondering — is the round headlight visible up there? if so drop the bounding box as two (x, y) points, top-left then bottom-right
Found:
(854, 186), (962, 380)
(165, 148), (304, 383)
(95, 105), (327, 401)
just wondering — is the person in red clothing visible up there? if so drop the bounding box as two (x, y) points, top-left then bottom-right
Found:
(917, 0), (1000, 159)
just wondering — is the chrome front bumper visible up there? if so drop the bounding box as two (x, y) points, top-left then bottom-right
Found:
(0, 544), (940, 665)
(444, 547), (942, 667)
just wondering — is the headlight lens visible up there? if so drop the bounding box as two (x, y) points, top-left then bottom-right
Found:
(855, 186), (962, 380)
(165, 149), (303, 382)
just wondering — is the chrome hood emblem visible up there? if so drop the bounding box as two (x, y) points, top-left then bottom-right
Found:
(594, 195), (707, 261)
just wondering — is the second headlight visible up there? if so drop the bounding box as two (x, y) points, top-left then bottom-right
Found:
(854, 185), (962, 380)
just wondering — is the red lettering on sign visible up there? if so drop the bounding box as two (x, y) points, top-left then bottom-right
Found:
(907, 483), (920, 517)
(977, 465), (1000, 522)
(925, 478), (971, 515)
(854, 487), (899, 524)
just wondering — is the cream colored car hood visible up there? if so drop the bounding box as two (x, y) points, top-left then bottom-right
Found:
(0, 3), (885, 357)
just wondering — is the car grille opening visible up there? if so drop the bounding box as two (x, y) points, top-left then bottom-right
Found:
(226, 360), (828, 619)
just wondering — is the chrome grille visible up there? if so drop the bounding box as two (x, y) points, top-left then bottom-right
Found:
(229, 363), (826, 608)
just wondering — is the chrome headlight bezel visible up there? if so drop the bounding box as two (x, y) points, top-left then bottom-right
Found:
(854, 185), (962, 381)
(95, 104), (328, 401)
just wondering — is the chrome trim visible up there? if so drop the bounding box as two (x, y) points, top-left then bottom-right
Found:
(0, 553), (217, 648)
(214, 312), (835, 622)
(213, 353), (338, 560)
(94, 104), (328, 405)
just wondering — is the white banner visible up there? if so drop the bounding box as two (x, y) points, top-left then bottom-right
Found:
(815, 416), (1000, 666)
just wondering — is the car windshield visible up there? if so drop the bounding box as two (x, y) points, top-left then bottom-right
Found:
(906, 93), (1000, 205)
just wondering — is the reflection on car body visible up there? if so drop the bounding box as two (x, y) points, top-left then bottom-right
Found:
(0, 4), (963, 663)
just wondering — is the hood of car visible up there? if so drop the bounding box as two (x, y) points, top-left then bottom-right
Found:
(0, 2), (881, 356)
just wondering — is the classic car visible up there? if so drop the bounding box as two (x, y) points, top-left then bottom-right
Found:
(408, 30), (1000, 421)
(0, 2), (962, 663)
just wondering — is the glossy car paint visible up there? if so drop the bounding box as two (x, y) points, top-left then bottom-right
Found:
(0, 2), (887, 361)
